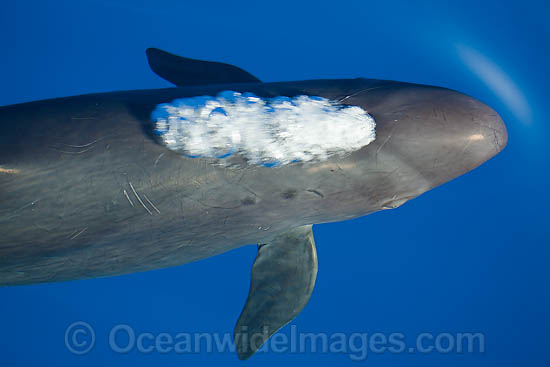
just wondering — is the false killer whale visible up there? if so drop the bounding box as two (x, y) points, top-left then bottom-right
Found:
(0, 48), (507, 359)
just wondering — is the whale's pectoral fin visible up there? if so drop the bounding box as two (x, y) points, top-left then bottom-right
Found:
(145, 48), (262, 87)
(234, 225), (318, 360)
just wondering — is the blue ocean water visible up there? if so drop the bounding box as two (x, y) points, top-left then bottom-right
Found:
(0, 1), (548, 366)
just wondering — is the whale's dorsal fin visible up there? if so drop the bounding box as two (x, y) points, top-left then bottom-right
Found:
(234, 225), (318, 360)
(145, 48), (261, 87)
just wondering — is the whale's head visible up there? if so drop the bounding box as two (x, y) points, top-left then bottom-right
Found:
(149, 80), (507, 222)
(340, 81), (507, 213)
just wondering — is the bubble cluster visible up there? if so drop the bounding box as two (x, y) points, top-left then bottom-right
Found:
(152, 91), (376, 166)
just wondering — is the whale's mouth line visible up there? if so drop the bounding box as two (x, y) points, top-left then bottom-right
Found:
(151, 91), (377, 167)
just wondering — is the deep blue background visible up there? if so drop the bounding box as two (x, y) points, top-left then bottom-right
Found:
(1, 0), (549, 365)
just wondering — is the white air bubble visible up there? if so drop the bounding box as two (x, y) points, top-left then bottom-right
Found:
(152, 91), (376, 166)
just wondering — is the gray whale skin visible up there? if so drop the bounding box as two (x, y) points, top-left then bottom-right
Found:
(0, 48), (507, 359)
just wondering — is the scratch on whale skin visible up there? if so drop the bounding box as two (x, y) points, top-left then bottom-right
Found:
(69, 227), (88, 240)
(0, 167), (20, 174)
(129, 182), (153, 215)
